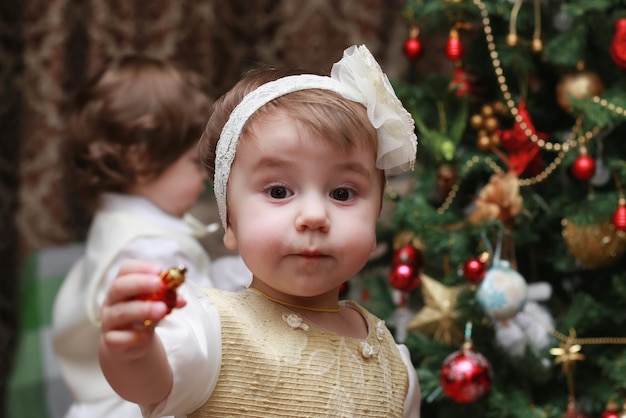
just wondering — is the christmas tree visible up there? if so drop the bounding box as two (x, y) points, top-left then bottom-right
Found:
(354, 1), (626, 417)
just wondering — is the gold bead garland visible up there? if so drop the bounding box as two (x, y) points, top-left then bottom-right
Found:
(472, 0), (596, 154)
(433, 0), (616, 214)
(552, 329), (626, 346)
(436, 156), (502, 214)
(592, 96), (626, 118)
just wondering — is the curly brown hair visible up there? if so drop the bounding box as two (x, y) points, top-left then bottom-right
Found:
(64, 55), (212, 211)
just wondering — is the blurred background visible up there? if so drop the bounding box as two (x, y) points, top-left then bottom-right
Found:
(6, 0), (626, 417)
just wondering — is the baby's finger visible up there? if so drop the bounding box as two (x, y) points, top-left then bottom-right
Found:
(104, 273), (161, 306)
(102, 328), (149, 347)
(117, 259), (162, 276)
(100, 328), (154, 359)
(101, 299), (168, 332)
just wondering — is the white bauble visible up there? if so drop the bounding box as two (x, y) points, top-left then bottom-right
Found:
(476, 261), (527, 320)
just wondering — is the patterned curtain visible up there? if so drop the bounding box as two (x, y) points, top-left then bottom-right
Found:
(0, 0), (409, 409)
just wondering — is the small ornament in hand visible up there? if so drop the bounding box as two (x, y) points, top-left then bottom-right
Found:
(137, 265), (187, 328)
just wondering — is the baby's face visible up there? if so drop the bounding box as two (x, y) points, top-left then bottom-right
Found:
(223, 110), (382, 300)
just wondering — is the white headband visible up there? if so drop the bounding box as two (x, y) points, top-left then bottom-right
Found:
(213, 44), (418, 227)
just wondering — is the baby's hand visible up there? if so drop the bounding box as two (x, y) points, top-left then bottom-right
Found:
(99, 260), (186, 357)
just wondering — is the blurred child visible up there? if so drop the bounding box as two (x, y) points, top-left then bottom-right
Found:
(98, 45), (421, 417)
(51, 55), (244, 418)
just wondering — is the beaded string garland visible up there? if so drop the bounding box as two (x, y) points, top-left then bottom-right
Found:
(432, 0), (626, 215)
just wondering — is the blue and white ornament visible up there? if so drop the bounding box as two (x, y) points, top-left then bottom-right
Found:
(476, 260), (527, 320)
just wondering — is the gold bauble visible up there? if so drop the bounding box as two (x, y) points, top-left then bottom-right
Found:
(492, 101), (508, 115)
(470, 114), (484, 130)
(480, 104), (494, 118)
(531, 38), (543, 53)
(477, 135), (492, 151)
(489, 133), (501, 148)
(483, 116), (499, 133)
(506, 33), (519, 46)
(562, 219), (626, 268)
(556, 71), (605, 112)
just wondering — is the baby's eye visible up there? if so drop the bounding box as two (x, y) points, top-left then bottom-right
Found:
(330, 188), (355, 202)
(267, 186), (293, 199)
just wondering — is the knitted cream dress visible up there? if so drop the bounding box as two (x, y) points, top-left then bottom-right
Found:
(190, 288), (409, 417)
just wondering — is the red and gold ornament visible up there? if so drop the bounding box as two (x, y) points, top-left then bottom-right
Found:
(612, 197), (626, 232)
(137, 265), (187, 314)
(403, 25), (423, 60)
(600, 399), (620, 418)
(450, 67), (470, 97)
(389, 235), (423, 292)
(462, 253), (488, 284)
(440, 340), (493, 403)
(570, 147), (595, 181)
(562, 400), (591, 418)
(445, 28), (464, 62)
(610, 18), (626, 70)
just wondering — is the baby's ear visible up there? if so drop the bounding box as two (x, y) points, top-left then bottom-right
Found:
(223, 221), (238, 250)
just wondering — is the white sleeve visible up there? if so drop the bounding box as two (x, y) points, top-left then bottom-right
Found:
(210, 255), (252, 291)
(398, 343), (421, 418)
(140, 282), (221, 418)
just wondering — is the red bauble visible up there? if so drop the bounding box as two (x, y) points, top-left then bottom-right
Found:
(440, 342), (493, 403)
(404, 37), (423, 60)
(445, 29), (464, 61)
(610, 18), (626, 70)
(137, 266), (187, 314)
(390, 242), (422, 291)
(612, 200), (626, 231)
(389, 263), (421, 292)
(450, 68), (470, 97)
(570, 153), (595, 181)
(462, 258), (487, 283)
(563, 402), (591, 418)
(392, 242), (422, 268)
(339, 280), (350, 298)
(600, 399), (620, 418)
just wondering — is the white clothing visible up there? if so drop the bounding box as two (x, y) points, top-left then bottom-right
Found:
(52, 193), (216, 418)
(141, 282), (421, 418)
(209, 255), (252, 291)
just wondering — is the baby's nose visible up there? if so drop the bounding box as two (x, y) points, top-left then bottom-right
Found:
(295, 197), (330, 232)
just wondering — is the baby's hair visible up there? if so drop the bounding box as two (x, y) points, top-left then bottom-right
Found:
(200, 67), (378, 179)
(65, 55), (212, 210)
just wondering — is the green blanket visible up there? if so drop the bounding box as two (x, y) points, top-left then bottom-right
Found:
(6, 243), (84, 418)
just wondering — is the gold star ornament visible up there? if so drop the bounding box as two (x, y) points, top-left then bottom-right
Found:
(407, 274), (464, 346)
(549, 328), (585, 374)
